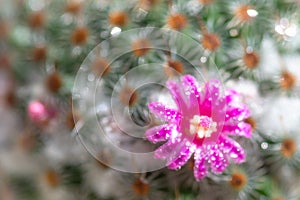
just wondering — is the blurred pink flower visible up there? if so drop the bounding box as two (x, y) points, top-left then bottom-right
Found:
(28, 100), (56, 125)
(146, 75), (252, 180)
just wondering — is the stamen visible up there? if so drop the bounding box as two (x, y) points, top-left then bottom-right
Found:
(189, 115), (217, 138)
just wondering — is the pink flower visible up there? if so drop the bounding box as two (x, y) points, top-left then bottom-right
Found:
(146, 75), (252, 180)
(27, 100), (56, 125)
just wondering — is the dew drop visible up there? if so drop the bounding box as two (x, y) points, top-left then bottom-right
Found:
(110, 27), (122, 36)
(88, 74), (95, 82)
(229, 29), (238, 37)
(200, 56), (207, 63)
(261, 142), (268, 150)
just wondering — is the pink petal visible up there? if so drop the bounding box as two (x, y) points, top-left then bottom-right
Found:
(167, 140), (195, 170)
(209, 146), (229, 174)
(220, 136), (245, 163)
(181, 75), (201, 108)
(145, 124), (177, 143)
(166, 80), (188, 113)
(200, 79), (224, 116)
(203, 79), (223, 102)
(193, 149), (208, 181)
(154, 138), (181, 160)
(225, 89), (240, 104)
(223, 122), (252, 138)
(148, 102), (181, 123)
(226, 105), (251, 121)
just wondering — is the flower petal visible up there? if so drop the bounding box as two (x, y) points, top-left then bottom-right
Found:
(200, 79), (224, 116)
(166, 80), (188, 113)
(148, 102), (181, 123)
(203, 79), (222, 102)
(154, 138), (181, 160)
(220, 136), (245, 163)
(181, 75), (201, 108)
(200, 79), (227, 132)
(145, 124), (177, 143)
(167, 140), (196, 170)
(193, 149), (208, 181)
(225, 89), (240, 104)
(223, 122), (252, 138)
(209, 146), (229, 174)
(226, 105), (251, 121)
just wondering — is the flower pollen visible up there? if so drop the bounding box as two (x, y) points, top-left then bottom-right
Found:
(189, 115), (217, 139)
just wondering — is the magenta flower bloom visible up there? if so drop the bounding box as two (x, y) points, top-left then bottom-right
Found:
(146, 75), (252, 180)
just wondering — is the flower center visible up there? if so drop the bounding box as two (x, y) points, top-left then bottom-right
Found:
(189, 115), (217, 139)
